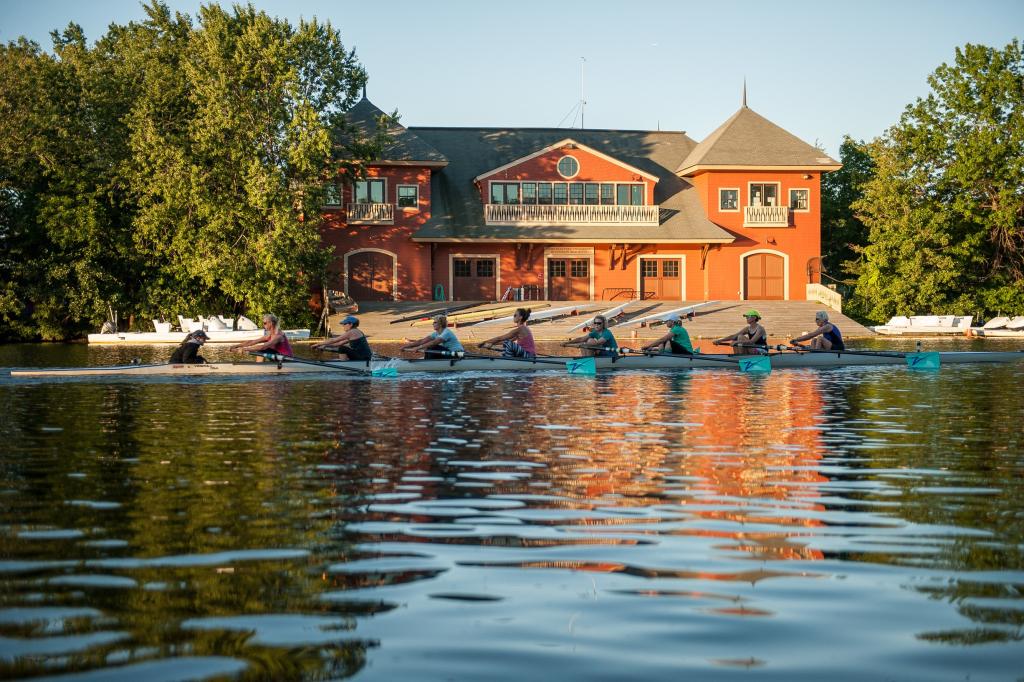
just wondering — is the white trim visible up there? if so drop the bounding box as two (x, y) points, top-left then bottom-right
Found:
(474, 138), (660, 183)
(677, 163), (842, 176)
(740, 248), (789, 300)
(543, 247), (594, 300)
(448, 253), (501, 301)
(343, 248), (399, 301)
(557, 155), (580, 179)
(718, 187), (740, 213)
(636, 255), (686, 301)
(412, 237), (735, 244)
(788, 187), (810, 213)
(396, 183), (419, 211)
(351, 177), (388, 204)
(746, 181), (781, 207)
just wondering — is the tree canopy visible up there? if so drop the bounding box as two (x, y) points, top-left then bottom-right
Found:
(847, 40), (1024, 323)
(0, 1), (381, 340)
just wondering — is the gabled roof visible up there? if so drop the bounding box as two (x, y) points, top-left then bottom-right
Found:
(409, 127), (734, 244)
(676, 106), (840, 176)
(474, 137), (659, 183)
(340, 97), (448, 166)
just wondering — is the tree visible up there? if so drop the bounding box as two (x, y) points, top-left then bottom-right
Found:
(850, 40), (1024, 323)
(821, 136), (873, 284)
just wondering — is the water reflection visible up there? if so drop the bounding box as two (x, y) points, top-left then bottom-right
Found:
(1, 349), (1023, 679)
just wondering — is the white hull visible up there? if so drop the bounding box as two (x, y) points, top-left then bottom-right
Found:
(86, 329), (311, 345)
(971, 328), (1024, 337)
(11, 351), (1024, 377)
(871, 315), (973, 336)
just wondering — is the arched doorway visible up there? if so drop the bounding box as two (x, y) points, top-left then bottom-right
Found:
(743, 251), (786, 300)
(346, 249), (396, 301)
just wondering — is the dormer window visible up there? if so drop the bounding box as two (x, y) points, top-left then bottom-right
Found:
(557, 156), (580, 179)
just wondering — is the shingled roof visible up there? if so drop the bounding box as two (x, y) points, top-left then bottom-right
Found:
(409, 127), (734, 244)
(676, 106), (840, 175)
(341, 97), (448, 166)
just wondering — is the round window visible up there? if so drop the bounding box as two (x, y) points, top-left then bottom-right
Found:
(557, 155), (579, 179)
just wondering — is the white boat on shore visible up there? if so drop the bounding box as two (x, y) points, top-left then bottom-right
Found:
(871, 315), (973, 336)
(88, 316), (310, 344)
(971, 315), (1024, 337)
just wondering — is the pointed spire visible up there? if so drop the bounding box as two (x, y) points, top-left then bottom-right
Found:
(742, 78), (747, 108)
(362, 82), (367, 100)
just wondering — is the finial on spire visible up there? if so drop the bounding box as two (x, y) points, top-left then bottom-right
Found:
(742, 78), (747, 108)
(362, 82), (367, 100)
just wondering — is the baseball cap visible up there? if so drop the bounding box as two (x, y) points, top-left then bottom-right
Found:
(743, 310), (761, 318)
(341, 315), (359, 325)
(665, 315), (681, 324)
(190, 330), (209, 340)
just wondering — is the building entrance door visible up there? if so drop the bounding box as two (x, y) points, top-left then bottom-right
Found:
(452, 257), (497, 300)
(347, 251), (394, 301)
(745, 253), (784, 300)
(547, 259), (589, 300)
(640, 258), (682, 300)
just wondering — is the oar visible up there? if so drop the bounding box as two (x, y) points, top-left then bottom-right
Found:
(779, 345), (940, 369)
(621, 347), (771, 373)
(250, 351), (398, 377)
(429, 349), (596, 376)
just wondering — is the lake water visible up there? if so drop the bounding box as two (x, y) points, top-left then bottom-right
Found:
(1, 342), (1023, 680)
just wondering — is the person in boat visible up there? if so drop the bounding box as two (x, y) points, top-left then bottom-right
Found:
(714, 310), (768, 355)
(229, 313), (293, 357)
(311, 315), (373, 361)
(566, 314), (618, 357)
(790, 311), (845, 350)
(401, 314), (465, 358)
(170, 330), (208, 364)
(641, 315), (694, 355)
(478, 308), (536, 359)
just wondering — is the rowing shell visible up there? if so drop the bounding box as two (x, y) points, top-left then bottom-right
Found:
(10, 350), (1024, 377)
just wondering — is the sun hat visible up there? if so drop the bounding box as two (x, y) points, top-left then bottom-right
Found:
(341, 315), (359, 325)
(743, 310), (761, 319)
(665, 315), (681, 324)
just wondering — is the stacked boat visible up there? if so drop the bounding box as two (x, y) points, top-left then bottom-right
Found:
(87, 315), (311, 344)
(970, 316), (1024, 337)
(870, 315), (973, 336)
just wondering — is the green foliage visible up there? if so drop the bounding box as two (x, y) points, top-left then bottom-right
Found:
(0, 1), (379, 340)
(821, 137), (873, 284)
(849, 40), (1024, 324)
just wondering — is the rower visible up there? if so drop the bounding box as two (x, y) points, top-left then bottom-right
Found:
(714, 310), (767, 355)
(312, 315), (372, 361)
(230, 313), (293, 357)
(170, 330), (208, 364)
(790, 311), (845, 350)
(641, 315), (693, 355)
(567, 314), (618, 357)
(479, 308), (536, 358)
(402, 314), (465, 358)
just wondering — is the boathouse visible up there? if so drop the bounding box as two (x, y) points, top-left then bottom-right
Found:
(320, 96), (841, 303)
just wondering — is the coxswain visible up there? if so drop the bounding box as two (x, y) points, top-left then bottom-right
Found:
(402, 314), (465, 358)
(641, 315), (693, 355)
(230, 313), (293, 357)
(312, 315), (373, 361)
(479, 308), (536, 358)
(170, 330), (208, 364)
(714, 310), (767, 355)
(790, 311), (845, 350)
(566, 314), (618, 357)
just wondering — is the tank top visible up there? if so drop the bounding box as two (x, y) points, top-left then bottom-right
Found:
(517, 327), (536, 355)
(343, 334), (373, 361)
(823, 324), (844, 349)
(267, 333), (293, 357)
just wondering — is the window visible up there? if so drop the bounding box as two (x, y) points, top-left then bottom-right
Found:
(662, 260), (679, 277)
(553, 183), (568, 205)
(453, 259), (471, 277)
(571, 260), (588, 278)
(569, 183), (584, 205)
(397, 185), (418, 208)
(617, 183), (644, 205)
(522, 182), (537, 204)
(476, 260), (494, 277)
(491, 182), (520, 205)
(557, 155), (580, 178)
(789, 188), (809, 211)
(600, 183), (614, 204)
(719, 188), (739, 212)
(354, 179), (385, 204)
(584, 183), (599, 205)
(323, 183), (341, 207)
(549, 260), (566, 277)
(537, 182), (552, 205)
(749, 183), (778, 207)
(641, 260), (658, 277)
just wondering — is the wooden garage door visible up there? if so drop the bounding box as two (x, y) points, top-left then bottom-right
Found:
(548, 259), (589, 300)
(348, 251), (394, 301)
(640, 259), (682, 300)
(452, 258), (497, 300)
(745, 253), (785, 300)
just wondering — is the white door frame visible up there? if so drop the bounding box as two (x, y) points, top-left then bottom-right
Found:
(543, 247), (595, 300)
(344, 248), (399, 300)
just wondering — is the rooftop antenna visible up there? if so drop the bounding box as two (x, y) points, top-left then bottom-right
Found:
(580, 57), (586, 129)
(742, 77), (747, 108)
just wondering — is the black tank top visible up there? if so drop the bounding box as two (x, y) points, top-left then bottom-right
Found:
(342, 334), (372, 361)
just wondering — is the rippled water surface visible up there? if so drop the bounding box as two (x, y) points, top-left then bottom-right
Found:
(2, 343), (1023, 680)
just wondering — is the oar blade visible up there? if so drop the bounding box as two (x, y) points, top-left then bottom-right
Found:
(738, 355), (771, 373)
(566, 357), (597, 375)
(370, 366), (399, 378)
(906, 352), (940, 370)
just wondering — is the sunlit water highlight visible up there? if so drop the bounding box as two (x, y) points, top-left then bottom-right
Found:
(1, 342), (1023, 680)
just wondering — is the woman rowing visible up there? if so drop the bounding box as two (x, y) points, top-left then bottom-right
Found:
(566, 314), (618, 357)
(790, 311), (845, 350)
(402, 314), (465, 358)
(230, 313), (293, 357)
(478, 308), (536, 358)
(641, 315), (693, 355)
(714, 310), (767, 355)
(312, 315), (373, 361)
(170, 330), (208, 364)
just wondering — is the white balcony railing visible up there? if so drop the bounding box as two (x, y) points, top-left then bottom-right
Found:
(485, 203), (660, 227)
(806, 283), (843, 313)
(744, 205), (790, 227)
(347, 202), (394, 224)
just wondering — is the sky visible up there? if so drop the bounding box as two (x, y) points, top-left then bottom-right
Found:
(1, 0), (1021, 157)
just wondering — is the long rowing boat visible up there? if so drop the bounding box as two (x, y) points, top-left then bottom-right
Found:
(9, 350), (1024, 377)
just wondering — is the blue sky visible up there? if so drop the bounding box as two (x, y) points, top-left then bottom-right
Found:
(2, 0), (1020, 156)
